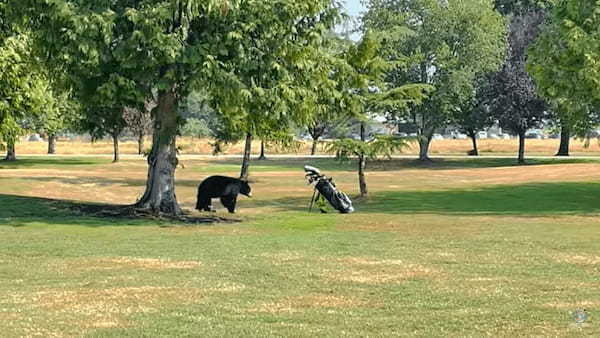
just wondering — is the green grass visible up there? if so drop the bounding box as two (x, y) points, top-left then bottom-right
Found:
(1, 156), (599, 336)
(365, 182), (600, 215)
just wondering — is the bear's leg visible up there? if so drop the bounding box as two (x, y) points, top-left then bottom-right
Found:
(204, 199), (214, 212)
(220, 196), (237, 213)
(196, 195), (213, 212)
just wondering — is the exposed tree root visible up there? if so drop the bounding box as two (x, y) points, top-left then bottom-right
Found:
(65, 203), (239, 225)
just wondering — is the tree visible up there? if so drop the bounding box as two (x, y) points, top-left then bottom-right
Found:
(494, 0), (553, 15)
(327, 135), (409, 196)
(307, 116), (350, 155)
(305, 34), (356, 156)
(452, 82), (495, 156)
(180, 118), (211, 139)
(208, 1), (342, 180)
(549, 104), (575, 156)
(180, 90), (220, 141)
(23, 89), (80, 155)
(80, 102), (129, 164)
(0, 33), (52, 161)
(363, 0), (507, 161)
(20, 0), (339, 214)
(528, 0), (600, 150)
(124, 100), (154, 155)
(487, 10), (548, 164)
(326, 32), (429, 197)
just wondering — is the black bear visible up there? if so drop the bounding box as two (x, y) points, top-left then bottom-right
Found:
(195, 176), (252, 213)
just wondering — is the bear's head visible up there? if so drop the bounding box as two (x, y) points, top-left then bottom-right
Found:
(240, 180), (252, 197)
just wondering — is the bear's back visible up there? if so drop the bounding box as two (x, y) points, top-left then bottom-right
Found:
(199, 176), (241, 195)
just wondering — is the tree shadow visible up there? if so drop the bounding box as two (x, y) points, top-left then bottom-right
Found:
(360, 182), (600, 215)
(241, 196), (311, 212)
(189, 158), (355, 172)
(0, 194), (235, 227)
(20, 176), (203, 189)
(0, 158), (108, 169)
(197, 157), (597, 173)
(24, 176), (146, 187)
(363, 158), (597, 171)
(237, 182), (600, 216)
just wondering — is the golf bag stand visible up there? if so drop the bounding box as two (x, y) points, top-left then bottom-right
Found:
(304, 165), (354, 214)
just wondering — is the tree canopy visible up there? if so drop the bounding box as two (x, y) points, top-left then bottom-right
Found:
(528, 0), (600, 134)
(363, 0), (507, 161)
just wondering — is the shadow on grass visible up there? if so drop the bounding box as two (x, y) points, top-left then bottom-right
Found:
(0, 194), (233, 227)
(0, 158), (108, 169)
(361, 182), (600, 215)
(25, 176), (146, 188)
(197, 157), (598, 173)
(21, 176), (203, 189)
(1, 156), (595, 173)
(239, 182), (600, 216)
(363, 157), (598, 171)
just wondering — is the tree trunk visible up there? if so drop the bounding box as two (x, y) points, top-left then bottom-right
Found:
(47, 134), (57, 154)
(358, 122), (368, 197)
(518, 131), (526, 164)
(135, 88), (182, 215)
(240, 132), (252, 180)
(112, 132), (120, 163)
(137, 132), (144, 155)
(311, 138), (318, 156)
(5, 140), (16, 161)
(556, 124), (570, 156)
(258, 139), (266, 160)
(418, 132), (433, 161)
(468, 131), (479, 156)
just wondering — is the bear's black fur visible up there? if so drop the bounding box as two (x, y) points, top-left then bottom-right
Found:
(195, 176), (252, 213)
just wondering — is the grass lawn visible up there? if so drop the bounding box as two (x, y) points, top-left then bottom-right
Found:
(1, 156), (599, 336)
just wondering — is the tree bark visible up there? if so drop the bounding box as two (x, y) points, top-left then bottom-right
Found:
(468, 131), (479, 156)
(311, 138), (319, 156)
(258, 139), (266, 160)
(137, 132), (144, 155)
(308, 126), (324, 156)
(135, 88), (182, 215)
(518, 131), (526, 164)
(5, 140), (16, 161)
(112, 131), (120, 163)
(418, 132), (433, 161)
(358, 122), (368, 197)
(556, 124), (570, 156)
(240, 132), (252, 180)
(47, 134), (57, 155)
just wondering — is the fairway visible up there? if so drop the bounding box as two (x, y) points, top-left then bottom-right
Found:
(1, 157), (599, 336)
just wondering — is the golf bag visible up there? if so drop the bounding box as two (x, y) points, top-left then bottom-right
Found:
(304, 165), (354, 214)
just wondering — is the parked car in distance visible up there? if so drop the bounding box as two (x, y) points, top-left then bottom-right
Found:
(525, 131), (544, 139)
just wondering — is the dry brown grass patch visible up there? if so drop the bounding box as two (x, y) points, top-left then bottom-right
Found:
(322, 256), (437, 284)
(543, 300), (600, 309)
(2, 286), (206, 333)
(85, 257), (202, 270)
(555, 254), (600, 265)
(249, 294), (369, 314)
(260, 251), (306, 265)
